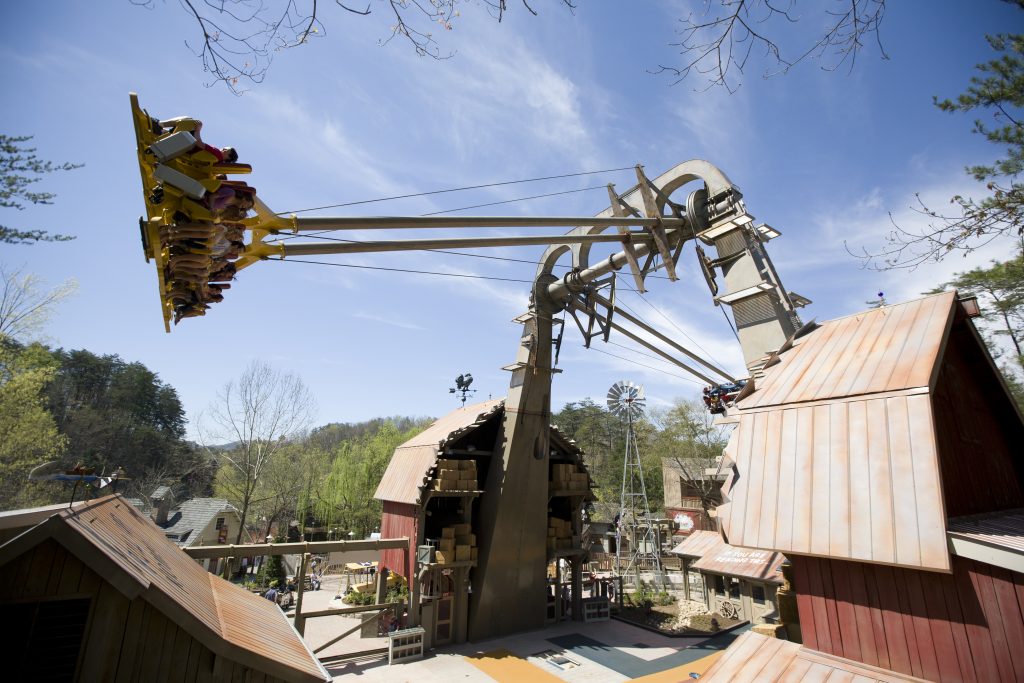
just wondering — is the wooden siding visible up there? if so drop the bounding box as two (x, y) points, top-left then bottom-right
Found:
(718, 392), (949, 572)
(792, 554), (1024, 682)
(740, 292), (955, 409)
(930, 320), (1024, 517)
(380, 501), (417, 580)
(0, 539), (291, 683)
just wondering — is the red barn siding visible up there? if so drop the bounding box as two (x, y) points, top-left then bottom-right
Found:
(931, 322), (1024, 518)
(792, 554), (1024, 682)
(380, 501), (417, 580)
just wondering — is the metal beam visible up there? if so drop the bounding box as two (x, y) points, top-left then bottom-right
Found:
(546, 228), (686, 305)
(288, 215), (687, 231)
(277, 232), (658, 257)
(568, 299), (718, 385)
(592, 293), (736, 383)
(183, 537), (409, 559)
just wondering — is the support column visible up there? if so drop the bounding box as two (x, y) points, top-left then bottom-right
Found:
(571, 558), (583, 621)
(468, 277), (557, 641)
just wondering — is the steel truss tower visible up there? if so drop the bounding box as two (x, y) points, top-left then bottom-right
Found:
(608, 381), (663, 589)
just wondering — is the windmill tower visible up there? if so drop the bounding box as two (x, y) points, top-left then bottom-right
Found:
(607, 380), (663, 589)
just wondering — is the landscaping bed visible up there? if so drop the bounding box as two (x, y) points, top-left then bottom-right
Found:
(613, 592), (743, 636)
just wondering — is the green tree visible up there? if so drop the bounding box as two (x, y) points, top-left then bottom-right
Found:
(552, 398), (662, 518)
(931, 249), (1024, 407)
(314, 419), (429, 538)
(45, 349), (209, 499)
(649, 399), (729, 524)
(0, 340), (66, 509)
(1, 135), (81, 244)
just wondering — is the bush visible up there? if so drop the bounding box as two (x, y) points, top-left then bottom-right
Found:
(343, 589), (375, 606)
(653, 591), (675, 607)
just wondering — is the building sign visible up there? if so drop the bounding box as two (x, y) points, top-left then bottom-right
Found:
(714, 548), (771, 564)
(674, 512), (695, 532)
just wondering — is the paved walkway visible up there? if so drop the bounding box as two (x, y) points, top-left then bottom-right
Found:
(293, 582), (748, 683)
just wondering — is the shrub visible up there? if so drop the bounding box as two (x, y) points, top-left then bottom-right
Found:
(653, 591), (675, 607)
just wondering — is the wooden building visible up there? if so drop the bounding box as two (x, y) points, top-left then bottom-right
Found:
(671, 529), (785, 624)
(0, 494), (330, 683)
(374, 398), (594, 645)
(710, 291), (1024, 682)
(661, 463), (726, 541)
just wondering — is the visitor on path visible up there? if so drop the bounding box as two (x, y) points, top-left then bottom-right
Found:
(263, 584), (279, 606)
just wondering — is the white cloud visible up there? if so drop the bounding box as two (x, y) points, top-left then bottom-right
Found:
(352, 311), (425, 330)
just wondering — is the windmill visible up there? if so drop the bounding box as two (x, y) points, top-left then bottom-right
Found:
(607, 380), (663, 589)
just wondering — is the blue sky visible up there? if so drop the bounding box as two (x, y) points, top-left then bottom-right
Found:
(2, 1), (1021, 436)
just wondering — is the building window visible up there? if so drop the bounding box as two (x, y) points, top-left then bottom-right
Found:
(752, 585), (766, 604)
(713, 575), (725, 595)
(729, 578), (741, 600)
(215, 517), (225, 530)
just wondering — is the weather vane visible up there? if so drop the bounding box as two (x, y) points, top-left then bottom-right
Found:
(449, 373), (476, 406)
(28, 461), (128, 507)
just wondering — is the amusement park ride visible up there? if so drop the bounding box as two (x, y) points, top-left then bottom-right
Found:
(129, 92), (810, 639)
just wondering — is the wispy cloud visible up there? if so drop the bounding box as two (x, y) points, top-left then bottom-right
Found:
(352, 311), (425, 330)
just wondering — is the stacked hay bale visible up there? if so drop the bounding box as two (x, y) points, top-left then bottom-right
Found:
(547, 517), (574, 553)
(434, 523), (479, 564)
(549, 463), (589, 492)
(433, 458), (478, 491)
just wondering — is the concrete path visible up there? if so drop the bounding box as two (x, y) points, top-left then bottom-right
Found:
(292, 580), (748, 683)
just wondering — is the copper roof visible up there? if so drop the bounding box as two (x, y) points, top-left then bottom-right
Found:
(948, 508), (1024, 554)
(692, 544), (786, 584)
(374, 398), (504, 504)
(699, 631), (930, 682)
(0, 495), (329, 683)
(670, 530), (725, 558)
(716, 293), (957, 573)
(739, 292), (957, 409)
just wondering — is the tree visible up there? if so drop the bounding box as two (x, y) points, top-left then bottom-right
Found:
(649, 399), (729, 526)
(1, 135), (81, 244)
(0, 340), (66, 510)
(314, 419), (427, 538)
(202, 361), (316, 543)
(656, 0), (887, 92)
(551, 398), (662, 518)
(856, 2), (1024, 269)
(133, 0), (576, 94)
(930, 248), (1024, 407)
(0, 264), (77, 342)
(45, 349), (208, 499)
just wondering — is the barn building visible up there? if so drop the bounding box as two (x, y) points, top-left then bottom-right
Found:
(0, 494), (330, 682)
(374, 398), (594, 645)
(703, 291), (1024, 681)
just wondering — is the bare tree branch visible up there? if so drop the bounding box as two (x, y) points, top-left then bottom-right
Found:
(132, 0), (574, 94)
(200, 360), (316, 542)
(655, 0), (887, 92)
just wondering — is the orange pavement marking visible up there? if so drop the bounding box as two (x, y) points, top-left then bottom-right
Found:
(466, 649), (567, 682)
(628, 651), (724, 682)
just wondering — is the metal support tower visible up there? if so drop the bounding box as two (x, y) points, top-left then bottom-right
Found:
(615, 407), (663, 589)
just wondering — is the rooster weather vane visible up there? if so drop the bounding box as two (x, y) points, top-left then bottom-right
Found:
(449, 373), (476, 407)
